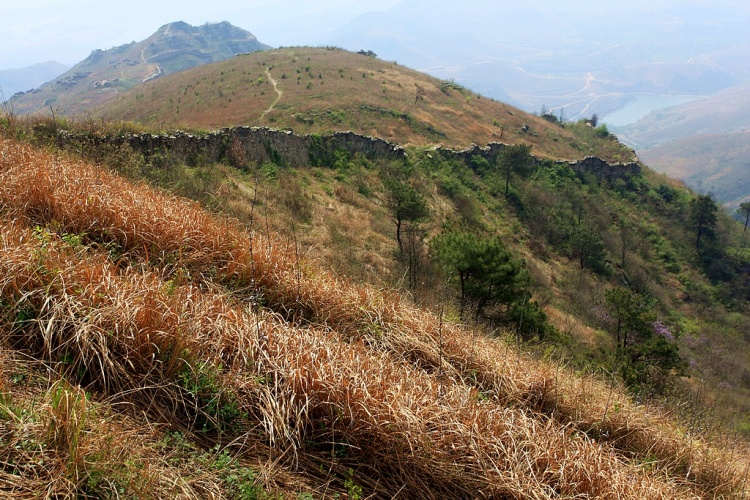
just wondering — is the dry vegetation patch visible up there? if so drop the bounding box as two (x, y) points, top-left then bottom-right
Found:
(0, 137), (747, 497)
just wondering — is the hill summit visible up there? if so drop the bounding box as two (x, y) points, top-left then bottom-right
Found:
(8, 21), (270, 116)
(92, 46), (635, 161)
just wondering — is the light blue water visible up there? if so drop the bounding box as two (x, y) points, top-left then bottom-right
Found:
(603, 94), (705, 127)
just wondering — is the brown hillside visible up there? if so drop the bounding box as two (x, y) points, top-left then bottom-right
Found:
(1, 136), (748, 497)
(95, 47), (632, 161)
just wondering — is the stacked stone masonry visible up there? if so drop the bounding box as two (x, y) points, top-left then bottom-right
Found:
(54, 127), (640, 179)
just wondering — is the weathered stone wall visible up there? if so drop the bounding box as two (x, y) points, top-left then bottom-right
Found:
(430, 142), (640, 180)
(52, 127), (639, 179)
(229, 127), (310, 166)
(563, 156), (641, 180)
(431, 142), (508, 164)
(73, 127), (408, 167)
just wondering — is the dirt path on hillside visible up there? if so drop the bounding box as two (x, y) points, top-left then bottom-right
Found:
(140, 41), (163, 83)
(260, 68), (283, 121)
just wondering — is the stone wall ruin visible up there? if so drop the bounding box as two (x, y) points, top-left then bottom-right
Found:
(51, 126), (640, 180)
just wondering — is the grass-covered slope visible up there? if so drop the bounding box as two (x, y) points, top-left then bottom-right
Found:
(1, 137), (748, 498)
(93, 47), (634, 162)
(21, 108), (750, 436)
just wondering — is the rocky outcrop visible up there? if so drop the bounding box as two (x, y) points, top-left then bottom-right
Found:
(50, 127), (639, 180)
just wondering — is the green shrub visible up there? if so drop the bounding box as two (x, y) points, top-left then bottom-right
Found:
(594, 124), (610, 138)
(178, 361), (245, 433)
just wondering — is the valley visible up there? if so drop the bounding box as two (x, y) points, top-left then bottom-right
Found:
(614, 83), (750, 207)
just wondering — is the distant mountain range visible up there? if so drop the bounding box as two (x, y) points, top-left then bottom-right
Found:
(10, 4), (749, 126)
(9, 21), (270, 116)
(0, 61), (69, 101)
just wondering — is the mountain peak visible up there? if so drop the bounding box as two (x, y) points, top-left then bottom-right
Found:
(9, 21), (271, 116)
(159, 20), (191, 32)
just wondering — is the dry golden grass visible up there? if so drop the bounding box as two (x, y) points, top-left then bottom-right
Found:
(0, 220), (698, 498)
(0, 350), (255, 499)
(1, 137), (748, 497)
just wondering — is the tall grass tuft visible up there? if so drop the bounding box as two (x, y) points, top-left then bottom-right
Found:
(0, 136), (748, 497)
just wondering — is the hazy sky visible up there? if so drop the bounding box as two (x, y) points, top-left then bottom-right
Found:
(0, 0), (401, 69)
(3, 0), (748, 71)
(5, 0), (750, 70)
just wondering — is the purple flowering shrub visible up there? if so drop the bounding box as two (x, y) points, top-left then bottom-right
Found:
(652, 321), (674, 341)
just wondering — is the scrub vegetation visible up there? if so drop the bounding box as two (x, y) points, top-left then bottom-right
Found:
(2, 47), (750, 498)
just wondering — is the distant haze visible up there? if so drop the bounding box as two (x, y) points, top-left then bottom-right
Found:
(3, 0), (748, 122)
(0, 61), (69, 99)
(324, 0), (750, 122)
(0, 1), (401, 69)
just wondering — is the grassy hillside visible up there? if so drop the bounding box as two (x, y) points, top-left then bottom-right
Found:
(0, 136), (748, 498)
(93, 47), (635, 162)
(8, 98), (750, 433)
(3, 46), (750, 497)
